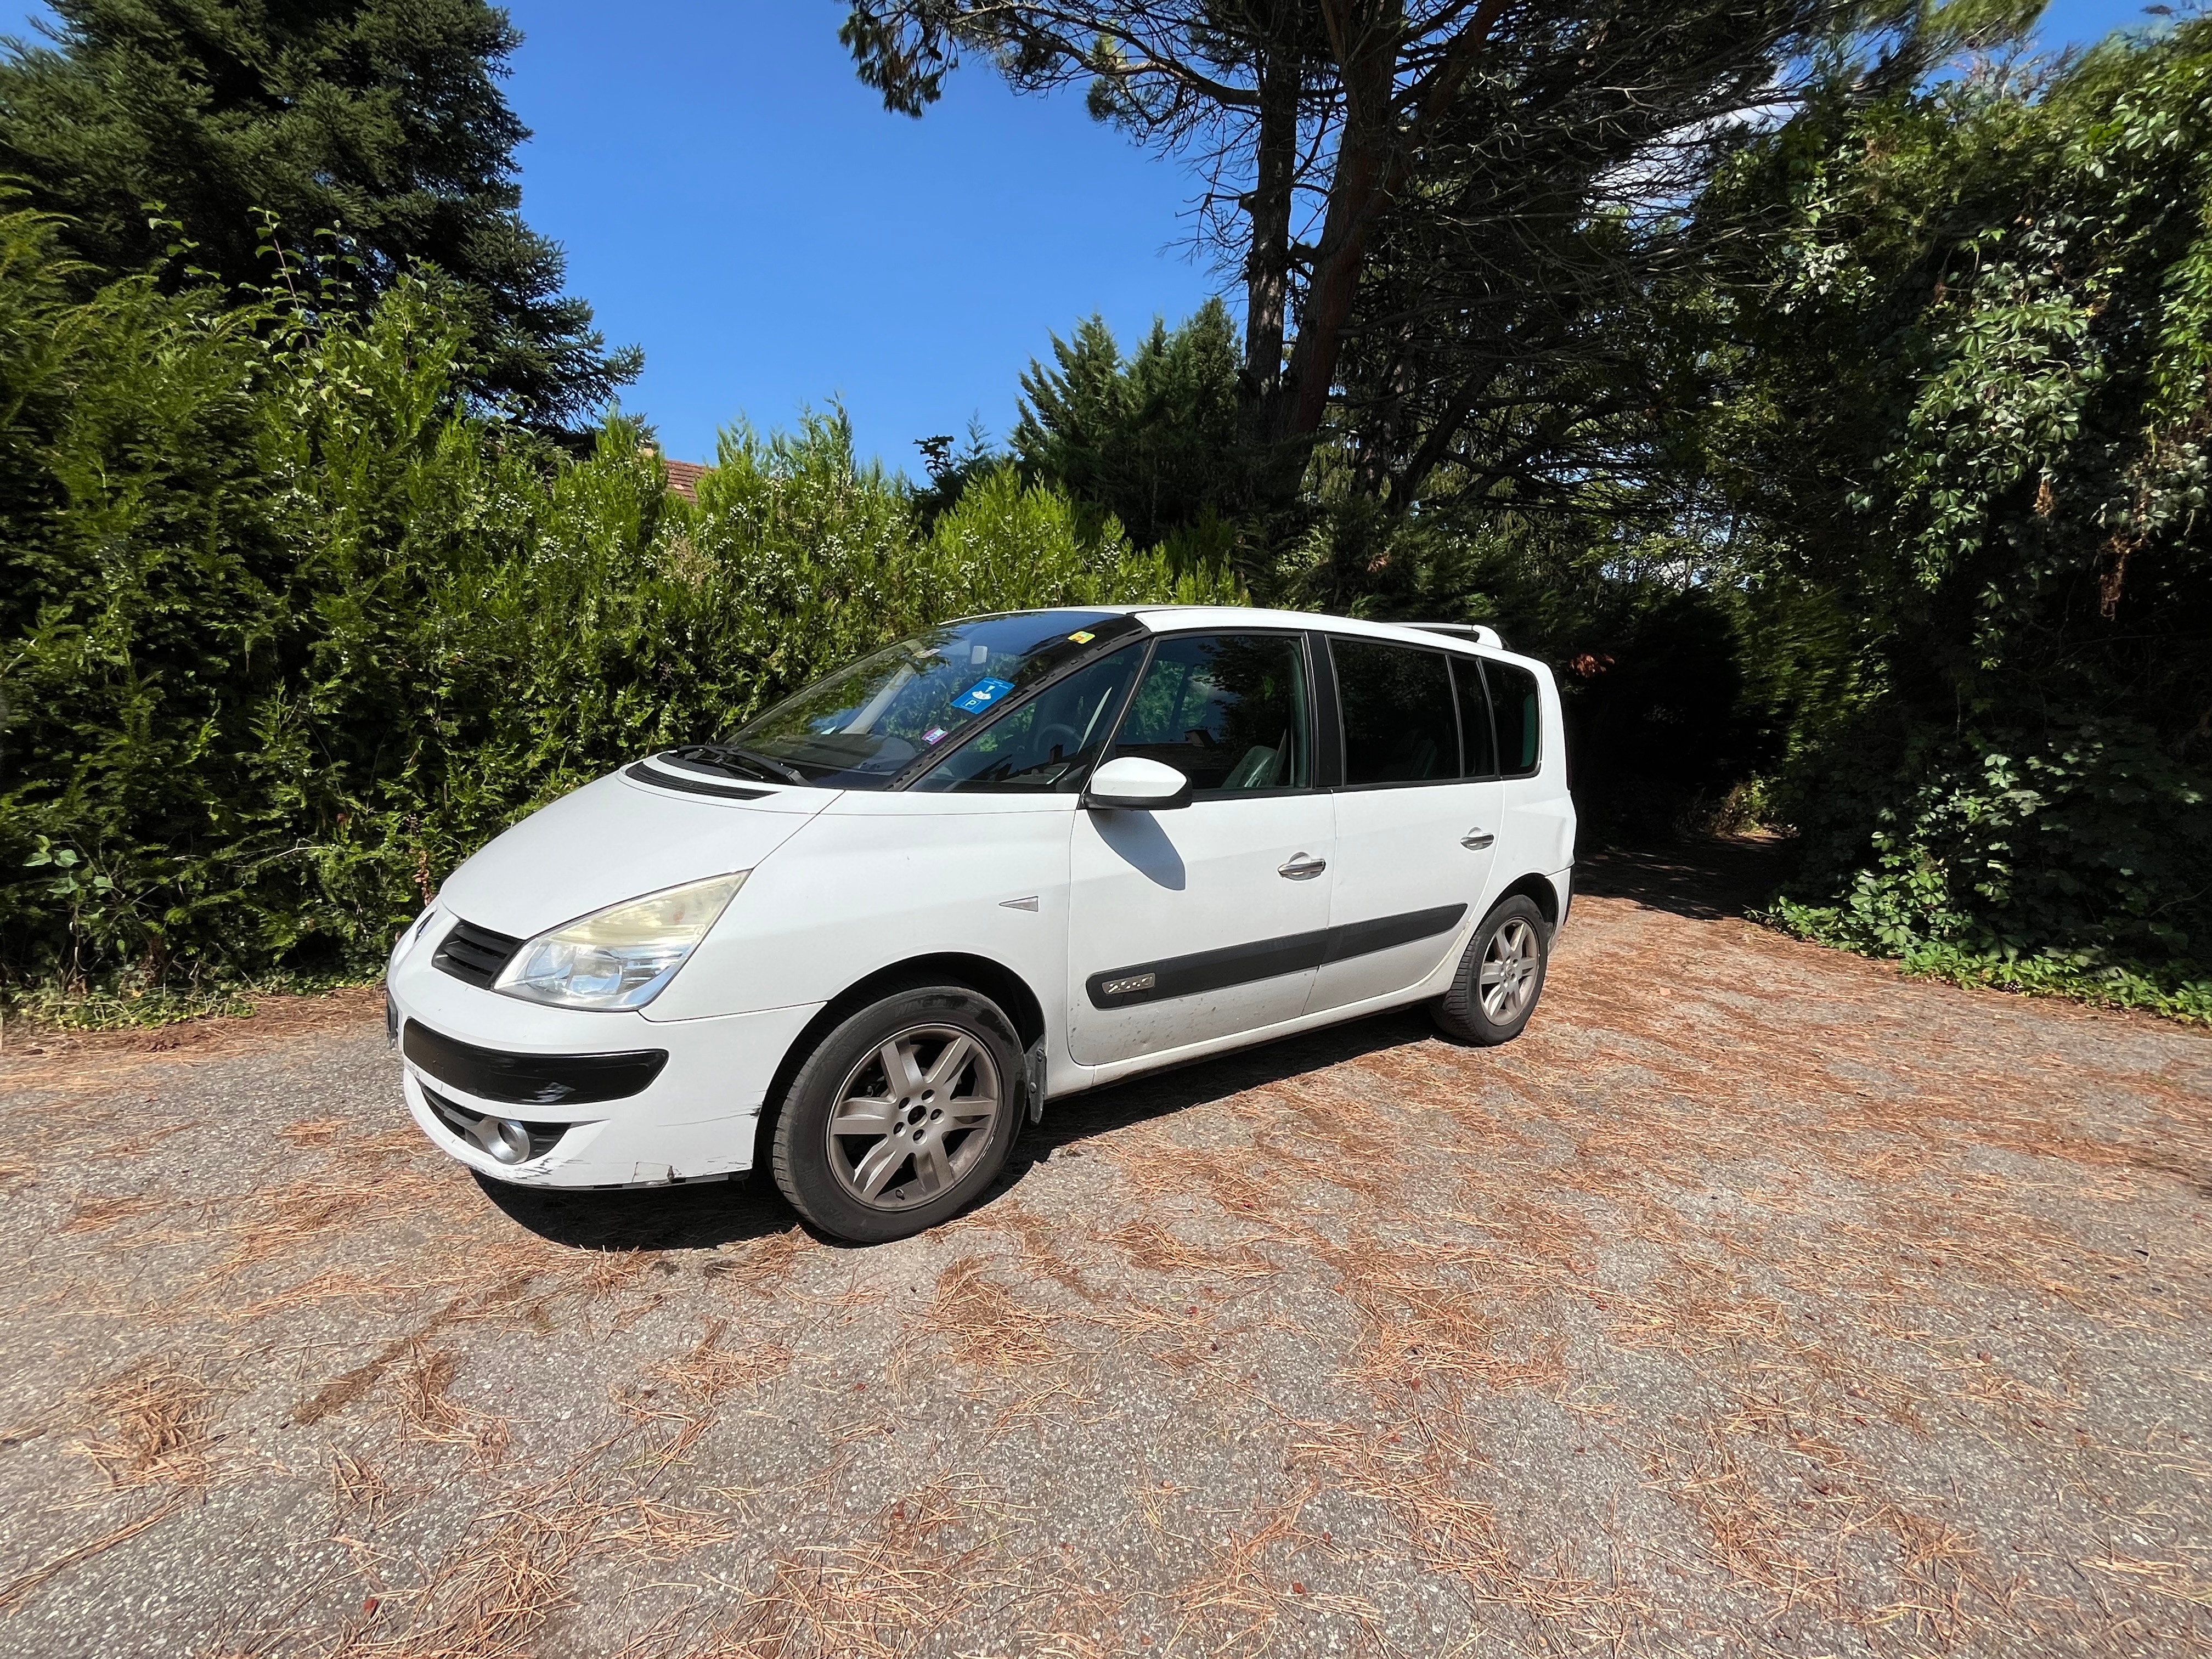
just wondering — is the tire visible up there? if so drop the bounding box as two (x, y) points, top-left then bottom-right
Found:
(1432, 894), (1550, 1046)
(770, 984), (1023, 1243)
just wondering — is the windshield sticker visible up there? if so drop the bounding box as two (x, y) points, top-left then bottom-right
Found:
(922, 726), (948, 745)
(950, 676), (1014, 715)
(1067, 629), (1095, 644)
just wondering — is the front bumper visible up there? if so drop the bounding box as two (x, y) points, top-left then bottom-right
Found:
(386, 916), (822, 1188)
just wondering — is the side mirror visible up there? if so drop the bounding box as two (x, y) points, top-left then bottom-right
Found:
(1083, 755), (1193, 811)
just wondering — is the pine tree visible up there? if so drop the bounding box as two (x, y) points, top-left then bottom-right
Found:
(0, 0), (637, 430)
(1013, 297), (1244, 547)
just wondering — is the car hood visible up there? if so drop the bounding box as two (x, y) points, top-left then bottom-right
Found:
(436, 768), (836, 939)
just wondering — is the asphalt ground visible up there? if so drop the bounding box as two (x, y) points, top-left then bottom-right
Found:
(0, 849), (2205, 1657)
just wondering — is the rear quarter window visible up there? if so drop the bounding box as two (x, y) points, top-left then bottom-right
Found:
(1483, 659), (1542, 776)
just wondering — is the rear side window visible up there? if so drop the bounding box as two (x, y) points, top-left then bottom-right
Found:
(914, 644), (1144, 792)
(1107, 633), (1311, 793)
(1333, 640), (1458, 786)
(1485, 659), (1542, 776)
(1452, 658), (1497, 778)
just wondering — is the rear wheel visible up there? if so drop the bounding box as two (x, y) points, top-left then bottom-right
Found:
(770, 985), (1022, 1243)
(1432, 894), (1550, 1046)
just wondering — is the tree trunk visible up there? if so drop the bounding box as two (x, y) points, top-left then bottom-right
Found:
(1271, 0), (1400, 449)
(1243, 39), (1298, 401)
(1245, 0), (1503, 507)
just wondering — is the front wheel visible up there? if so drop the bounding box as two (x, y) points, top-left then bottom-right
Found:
(1432, 894), (1550, 1046)
(769, 985), (1023, 1243)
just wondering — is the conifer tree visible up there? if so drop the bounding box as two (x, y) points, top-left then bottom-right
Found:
(0, 0), (636, 429)
(1013, 298), (1244, 546)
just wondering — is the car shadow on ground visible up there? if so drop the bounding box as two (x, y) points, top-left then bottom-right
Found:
(472, 1169), (796, 1253)
(477, 1006), (1448, 1253)
(473, 837), (1790, 1255)
(1001, 1006), (1440, 1179)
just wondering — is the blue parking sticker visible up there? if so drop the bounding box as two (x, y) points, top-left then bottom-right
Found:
(951, 676), (1014, 715)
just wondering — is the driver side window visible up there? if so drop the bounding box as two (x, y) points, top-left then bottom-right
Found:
(1104, 633), (1311, 794)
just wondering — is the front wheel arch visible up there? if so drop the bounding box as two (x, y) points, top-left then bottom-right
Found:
(757, 953), (1047, 1169)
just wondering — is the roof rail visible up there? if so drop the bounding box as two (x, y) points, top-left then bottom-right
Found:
(1403, 622), (1505, 650)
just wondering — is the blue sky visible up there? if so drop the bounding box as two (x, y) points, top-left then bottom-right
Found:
(499, 0), (2154, 471)
(501, 2), (1221, 471)
(12, 1), (2166, 472)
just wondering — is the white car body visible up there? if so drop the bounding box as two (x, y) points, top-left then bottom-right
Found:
(384, 606), (1576, 1189)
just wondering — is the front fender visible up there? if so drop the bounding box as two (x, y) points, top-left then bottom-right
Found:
(642, 794), (1080, 1031)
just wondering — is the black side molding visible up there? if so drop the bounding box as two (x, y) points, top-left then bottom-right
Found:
(1086, 902), (1466, 1009)
(1329, 904), (1468, 961)
(402, 1020), (668, 1107)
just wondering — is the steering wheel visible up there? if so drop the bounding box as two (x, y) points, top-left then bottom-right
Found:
(1032, 722), (1080, 760)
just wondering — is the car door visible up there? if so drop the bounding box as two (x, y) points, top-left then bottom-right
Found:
(1066, 630), (1335, 1067)
(1306, 637), (1503, 1013)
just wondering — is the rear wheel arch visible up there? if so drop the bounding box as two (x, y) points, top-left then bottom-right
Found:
(1495, 872), (1561, 932)
(1434, 891), (1550, 1046)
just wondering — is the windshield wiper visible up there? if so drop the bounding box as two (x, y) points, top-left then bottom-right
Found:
(668, 743), (812, 787)
(709, 744), (811, 787)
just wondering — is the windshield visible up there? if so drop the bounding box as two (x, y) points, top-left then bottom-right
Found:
(715, 611), (1141, 788)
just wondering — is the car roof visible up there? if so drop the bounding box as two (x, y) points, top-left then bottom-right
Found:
(1124, 603), (1529, 664)
(939, 603), (1538, 670)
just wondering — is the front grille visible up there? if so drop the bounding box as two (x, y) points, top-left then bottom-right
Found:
(432, 917), (523, 988)
(423, 1086), (569, 1160)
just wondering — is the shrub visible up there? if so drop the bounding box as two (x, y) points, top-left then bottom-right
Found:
(0, 237), (1239, 997)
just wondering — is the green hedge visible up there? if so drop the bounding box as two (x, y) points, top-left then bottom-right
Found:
(0, 213), (1235, 997)
(1693, 25), (2212, 1013)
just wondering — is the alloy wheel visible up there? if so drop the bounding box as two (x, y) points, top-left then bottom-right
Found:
(824, 1024), (1003, 1211)
(1479, 918), (1541, 1023)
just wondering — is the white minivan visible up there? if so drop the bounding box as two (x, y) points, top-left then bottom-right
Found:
(385, 606), (1575, 1242)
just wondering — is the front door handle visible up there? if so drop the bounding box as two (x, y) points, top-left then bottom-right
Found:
(1461, 829), (1496, 850)
(1278, 853), (1327, 880)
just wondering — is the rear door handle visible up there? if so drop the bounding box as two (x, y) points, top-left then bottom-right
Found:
(1461, 829), (1496, 850)
(1278, 853), (1327, 880)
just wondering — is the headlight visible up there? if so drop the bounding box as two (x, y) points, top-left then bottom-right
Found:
(493, 872), (748, 1011)
(391, 904), (439, 968)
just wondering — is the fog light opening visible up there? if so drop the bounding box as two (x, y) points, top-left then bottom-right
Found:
(484, 1118), (533, 1165)
(422, 1085), (570, 1165)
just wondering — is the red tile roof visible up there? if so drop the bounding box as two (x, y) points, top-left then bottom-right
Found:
(662, 458), (709, 502)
